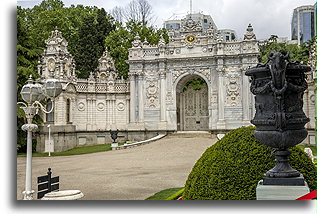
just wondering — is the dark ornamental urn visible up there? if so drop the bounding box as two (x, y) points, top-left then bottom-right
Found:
(110, 129), (119, 143)
(245, 50), (310, 185)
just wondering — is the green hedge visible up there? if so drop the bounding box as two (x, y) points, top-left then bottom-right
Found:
(182, 126), (316, 200)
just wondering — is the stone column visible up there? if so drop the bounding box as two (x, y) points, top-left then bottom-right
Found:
(137, 74), (144, 122)
(160, 71), (166, 121)
(129, 74), (136, 123)
(217, 70), (226, 128)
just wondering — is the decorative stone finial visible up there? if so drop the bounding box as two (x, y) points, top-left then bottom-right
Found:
(244, 23), (256, 40)
(132, 33), (142, 47)
(96, 49), (118, 81)
(88, 72), (95, 81)
(143, 38), (149, 46)
(98, 49), (115, 72)
(158, 36), (166, 48)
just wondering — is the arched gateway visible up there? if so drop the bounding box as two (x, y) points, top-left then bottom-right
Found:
(35, 13), (316, 152)
(176, 75), (209, 131)
(128, 13), (261, 133)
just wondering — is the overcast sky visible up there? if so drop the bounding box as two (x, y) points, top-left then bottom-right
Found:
(17, 0), (315, 40)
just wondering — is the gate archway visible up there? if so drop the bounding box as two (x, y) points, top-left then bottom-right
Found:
(176, 75), (209, 131)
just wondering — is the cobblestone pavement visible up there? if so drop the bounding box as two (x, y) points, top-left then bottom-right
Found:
(17, 135), (216, 200)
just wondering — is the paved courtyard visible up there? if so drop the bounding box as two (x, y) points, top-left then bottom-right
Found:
(17, 134), (217, 200)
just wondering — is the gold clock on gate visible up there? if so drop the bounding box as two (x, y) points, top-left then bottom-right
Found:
(185, 34), (196, 44)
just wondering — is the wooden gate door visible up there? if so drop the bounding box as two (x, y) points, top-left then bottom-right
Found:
(180, 84), (208, 131)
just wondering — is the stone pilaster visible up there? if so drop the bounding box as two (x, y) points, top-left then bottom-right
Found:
(129, 74), (136, 123)
(217, 70), (226, 129)
(137, 74), (144, 122)
(159, 62), (166, 121)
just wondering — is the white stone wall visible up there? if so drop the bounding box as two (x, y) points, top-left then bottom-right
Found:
(128, 35), (260, 131)
(72, 93), (129, 131)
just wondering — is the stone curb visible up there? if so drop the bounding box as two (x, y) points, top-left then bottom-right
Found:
(113, 134), (166, 150)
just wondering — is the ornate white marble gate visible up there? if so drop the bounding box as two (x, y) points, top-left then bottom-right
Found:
(180, 84), (209, 131)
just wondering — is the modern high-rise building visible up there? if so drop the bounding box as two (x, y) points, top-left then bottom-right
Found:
(291, 5), (316, 45)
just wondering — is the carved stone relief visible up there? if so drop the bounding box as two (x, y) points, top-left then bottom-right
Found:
(225, 71), (241, 106)
(166, 90), (173, 105)
(77, 101), (85, 111)
(117, 101), (125, 111)
(97, 102), (105, 111)
(172, 68), (210, 83)
(146, 81), (159, 108)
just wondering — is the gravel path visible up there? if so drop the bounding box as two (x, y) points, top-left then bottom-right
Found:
(17, 135), (216, 200)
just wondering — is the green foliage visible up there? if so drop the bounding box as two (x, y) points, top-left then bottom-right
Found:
(75, 8), (115, 78)
(259, 37), (312, 64)
(105, 20), (168, 79)
(183, 78), (206, 91)
(145, 187), (183, 200)
(17, 9), (43, 153)
(17, 0), (114, 151)
(17, 0), (112, 79)
(182, 126), (316, 200)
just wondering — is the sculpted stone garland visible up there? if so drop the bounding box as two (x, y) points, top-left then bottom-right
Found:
(146, 81), (159, 108)
(225, 71), (241, 106)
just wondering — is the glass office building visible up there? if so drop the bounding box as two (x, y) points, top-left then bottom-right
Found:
(291, 5), (315, 45)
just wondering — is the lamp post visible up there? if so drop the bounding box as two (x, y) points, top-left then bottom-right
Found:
(18, 75), (62, 200)
(48, 124), (51, 157)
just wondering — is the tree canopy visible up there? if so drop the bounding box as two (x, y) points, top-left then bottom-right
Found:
(259, 35), (313, 64)
(16, 0), (166, 152)
(105, 21), (168, 78)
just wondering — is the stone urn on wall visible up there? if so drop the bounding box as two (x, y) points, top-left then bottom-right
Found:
(246, 50), (310, 185)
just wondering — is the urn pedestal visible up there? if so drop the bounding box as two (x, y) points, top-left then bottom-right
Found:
(246, 51), (310, 188)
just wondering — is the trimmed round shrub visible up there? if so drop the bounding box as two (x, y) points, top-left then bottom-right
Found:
(182, 126), (316, 200)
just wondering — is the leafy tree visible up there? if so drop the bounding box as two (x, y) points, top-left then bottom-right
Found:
(17, 0), (111, 151)
(96, 8), (115, 54)
(17, 10), (42, 152)
(75, 16), (100, 78)
(259, 36), (312, 64)
(105, 21), (168, 79)
(75, 9), (115, 78)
